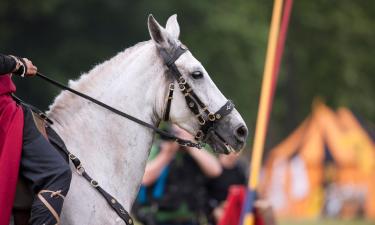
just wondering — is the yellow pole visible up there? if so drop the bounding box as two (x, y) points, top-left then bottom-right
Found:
(248, 0), (283, 189)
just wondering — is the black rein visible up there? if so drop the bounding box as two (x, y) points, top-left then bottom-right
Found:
(36, 72), (203, 149)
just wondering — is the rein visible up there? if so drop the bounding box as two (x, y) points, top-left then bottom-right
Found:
(36, 72), (203, 149)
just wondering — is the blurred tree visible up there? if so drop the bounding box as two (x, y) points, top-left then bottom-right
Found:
(1, 0), (373, 153)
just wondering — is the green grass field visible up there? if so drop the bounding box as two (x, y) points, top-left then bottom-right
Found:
(279, 219), (374, 225)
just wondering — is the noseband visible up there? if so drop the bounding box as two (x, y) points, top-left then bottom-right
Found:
(160, 44), (235, 142)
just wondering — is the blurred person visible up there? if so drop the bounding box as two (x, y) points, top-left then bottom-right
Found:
(206, 153), (247, 224)
(0, 54), (72, 225)
(133, 125), (222, 225)
(206, 155), (276, 225)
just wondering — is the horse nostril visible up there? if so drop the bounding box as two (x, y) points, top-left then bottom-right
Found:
(235, 125), (248, 139)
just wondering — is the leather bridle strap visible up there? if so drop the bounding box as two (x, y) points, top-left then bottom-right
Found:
(163, 83), (174, 121)
(160, 44), (235, 142)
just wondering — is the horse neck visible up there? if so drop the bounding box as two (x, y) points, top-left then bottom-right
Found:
(47, 41), (168, 208)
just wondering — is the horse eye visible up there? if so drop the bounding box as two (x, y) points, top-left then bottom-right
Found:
(191, 71), (203, 79)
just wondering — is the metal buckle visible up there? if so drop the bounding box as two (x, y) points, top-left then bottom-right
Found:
(208, 113), (216, 121)
(195, 130), (204, 140)
(179, 84), (186, 91)
(76, 164), (85, 175)
(90, 180), (99, 187)
(69, 153), (76, 160)
(178, 77), (186, 85)
(197, 115), (205, 125)
(169, 83), (175, 90)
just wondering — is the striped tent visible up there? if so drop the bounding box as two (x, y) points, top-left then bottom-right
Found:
(260, 101), (375, 219)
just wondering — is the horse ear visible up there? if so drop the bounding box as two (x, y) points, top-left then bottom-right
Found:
(165, 14), (180, 39)
(148, 14), (168, 46)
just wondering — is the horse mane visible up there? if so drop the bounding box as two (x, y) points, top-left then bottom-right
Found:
(68, 41), (150, 91)
(47, 41), (152, 117)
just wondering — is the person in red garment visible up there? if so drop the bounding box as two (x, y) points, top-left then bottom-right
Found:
(0, 54), (71, 225)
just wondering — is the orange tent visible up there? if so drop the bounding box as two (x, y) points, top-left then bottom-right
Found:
(260, 102), (375, 219)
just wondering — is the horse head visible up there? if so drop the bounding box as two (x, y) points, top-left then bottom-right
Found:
(148, 14), (248, 154)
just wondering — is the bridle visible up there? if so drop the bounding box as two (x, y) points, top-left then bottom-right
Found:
(35, 43), (235, 150)
(160, 44), (235, 142)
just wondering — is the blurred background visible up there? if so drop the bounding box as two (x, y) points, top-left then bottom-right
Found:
(1, 0), (374, 224)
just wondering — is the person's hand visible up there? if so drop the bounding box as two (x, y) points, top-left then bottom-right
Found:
(160, 141), (179, 159)
(22, 58), (37, 76)
(10, 56), (38, 77)
(172, 124), (194, 140)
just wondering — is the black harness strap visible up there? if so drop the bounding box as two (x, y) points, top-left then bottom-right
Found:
(46, 127), (134, 225)
(163, 83), (174, 121)
(11, 94), (54, 125)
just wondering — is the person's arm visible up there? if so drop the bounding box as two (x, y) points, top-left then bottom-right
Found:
(141, 142), (177, 186)
(173, 125), (223, 178)
(0, 54), (17, 75)
(186, 147), (222, 178)
(173, 125), (222, 178)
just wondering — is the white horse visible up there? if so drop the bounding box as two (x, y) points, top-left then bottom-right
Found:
(44, 14), (248, 224)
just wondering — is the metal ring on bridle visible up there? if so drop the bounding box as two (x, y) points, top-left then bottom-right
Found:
(197, 115), (205, 125)
(69, 153), (76, 160)
(208, 113), (216, 121)
(90, 180), (99, 187)
(195, 130), (203, 140)
(76, 165), (85, 175)
(179, 84), (186, 91)
(178, 77), (186, 84)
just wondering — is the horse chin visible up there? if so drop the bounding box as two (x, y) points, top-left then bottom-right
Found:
(206, 131), (237, 155)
